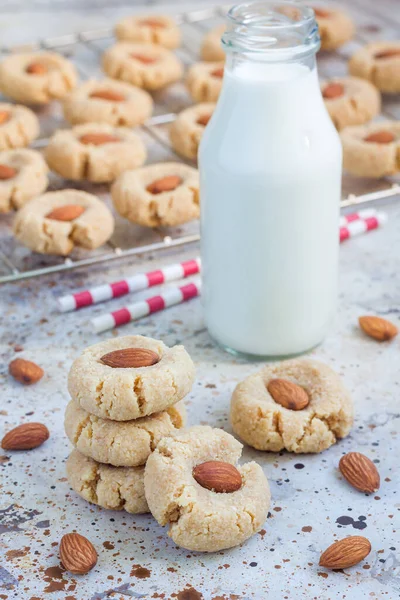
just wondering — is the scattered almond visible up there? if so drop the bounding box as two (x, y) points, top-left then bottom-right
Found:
(374, 49), (400, 60)
(59, 533), (97, 575)
(319, 536), (371, 569)
(100, 347), (160, 368)
(1, 423), (49, 450)
(139, 18), (165, 28)
(339, 452), (380, 493)
(313, 7), (331, 18)
(197, 113), (212, 126)
(146, 175), (182, 194)
(26, 62), (48, 75)
(358, 315), (398, 341)
(79, 133), (121, 145)
(0, 110), (10, 125)
(89, 90), (125, 102)
(211, 67), (224, 78)
(323, 82), (345, 99)
(364, 131), (395, 144)
(46, 205), (85, 222)
(193, 461), (242, 493)
(0, 164), (17, 180)
(9, 358), (44, 385)
(130, 53), (158, 64)
(267, 378), (310, 411)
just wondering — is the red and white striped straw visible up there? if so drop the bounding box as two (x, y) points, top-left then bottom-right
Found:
(339, 208), (377, 228)
(57, 257), (201, 312)
(91, 279), (201, 333)
(340, 212), (387, 243)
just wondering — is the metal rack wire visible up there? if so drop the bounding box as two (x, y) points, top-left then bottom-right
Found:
(0, 3), (399, 284)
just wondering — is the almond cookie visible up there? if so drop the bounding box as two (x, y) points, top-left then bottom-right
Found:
(231, 359), (353, 454)
(0, 103), (39, 151)
(0, 149), (48, 213)
(112, 162), (199, 227)
(13, 189), (114, 255)
(65, 399), (186, 467)
(68, 335), (196, 421)
(322, 77), (381, 130)
(66, 449), (148, 514)
(102, 42), (183, 91)
(341, 121), (400, 178)
(144, 425), (270, 552)
(0, 52), (77, 104)
(63, 78), (153, 127)
(186, 62), (224, 103)
(349, 42), (400, 94)
(169, 103), (215, 160)
(45, 123), (146, 183)
(313, 6), (354, 51)
(201, 25), (225, 62)
(115, 14), (181, 49)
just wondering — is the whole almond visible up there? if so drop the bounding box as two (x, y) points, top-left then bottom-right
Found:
(319, 536), (371, 569)
(0, 110), (10, 125)
(197, 113), (212, 126)
(193, 461), (242, 493)
(375, 49), (400, 60)
(364, 131), (395, 144)
(46, 205), (85, 222)
(211, 67), (224, 78)
(323, 82), (345, 99)
(339, 452), (380, 493)
(130, 53), (158, 64)
(90, 90), (125, 102)
(100, 348), (160, 368)
(1, 423), (49, 450)
(26, 62), (47, 75)
(59, 533), (97, 575)
(0, 164), (17, 180)
(79, 133), (121, 146)
(267, 378), (309, 411)
(358, 315), (398, 341)
(139, 18), (165, 28)
(9, 358), (44, 385)
(146, 175), (182, 194)
(314, 7), (331, 18)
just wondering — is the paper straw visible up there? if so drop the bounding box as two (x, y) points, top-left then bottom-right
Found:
(339, 208), (377, 228)
(91, 279), (201, 333)
(57, 257), (201, 312)
(340, 212), (387, 243)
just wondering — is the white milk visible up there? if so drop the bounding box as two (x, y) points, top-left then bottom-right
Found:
(199, 61), (342, 357)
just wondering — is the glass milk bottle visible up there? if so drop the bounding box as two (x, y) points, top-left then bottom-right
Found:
(199, 1), (342, 359)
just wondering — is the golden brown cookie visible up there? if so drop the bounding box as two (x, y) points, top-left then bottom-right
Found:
(341, 121), (400, 178)
(13, 189), (114, 255)
(321, 77), (381, 130)
(349, 42), (400, 94)
(201, 25), (225, 62)
(0, 149), (48, 213)
(112, 162), (199, 227)
(102, 42), (183, 91)
(0, 52), (77, 104)
(169, 103), (215, 160)
(115, 14), (181, 49)
(45, 123), (146, 183)
(0, 103), (39, 151)
(313, 6), (354, 50)
(186, 62), (224, 103)
(63, 78), (153, 126)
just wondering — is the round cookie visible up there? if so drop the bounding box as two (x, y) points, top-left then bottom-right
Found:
(322, 77), (381, 130)
(231, 359), (353, 454)
(201, 25), (225, 62)
(63, 78), (153, 127)
(313, 6), (354, 51)
(65, 399), (186, 467)
(102, 42), (183, 91)
(349, 42), (400, 94)
(13, 189), (114, 255)
(0, 52), (77, 104)
(45, 123), (146, 183)
(115, 14), (181, 49)
(112, 162), (199, 227)
(169, 102), (215, 160)
(0, 149), (48, 213)
(66, 449), (148, 514)
(340, 121), (400, 178)
(0, 103), (39, 151)
(186, 62), (224, 103)
(144, 425), (270, 552)
(68, 335), (196, 421)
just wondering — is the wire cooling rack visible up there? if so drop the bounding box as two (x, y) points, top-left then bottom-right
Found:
(0, 2), (399, 284)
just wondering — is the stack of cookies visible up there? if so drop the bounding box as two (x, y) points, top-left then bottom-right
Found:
(64, 334), (195, 514)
